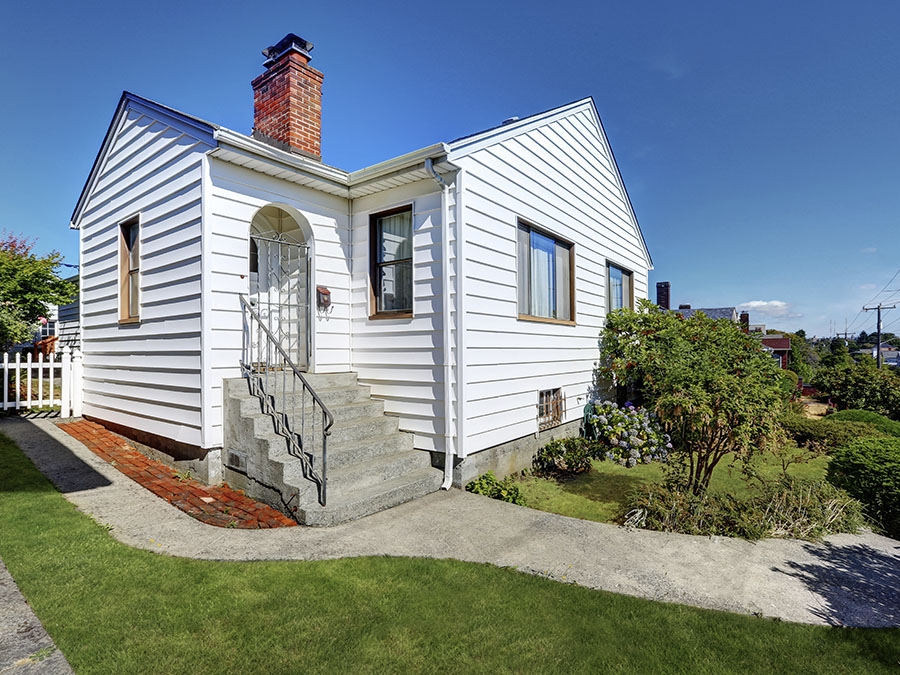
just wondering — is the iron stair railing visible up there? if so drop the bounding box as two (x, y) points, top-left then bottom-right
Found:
(239, 294), (334, 506)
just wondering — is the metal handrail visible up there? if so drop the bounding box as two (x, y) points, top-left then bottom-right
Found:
(240, 294), (334, 506)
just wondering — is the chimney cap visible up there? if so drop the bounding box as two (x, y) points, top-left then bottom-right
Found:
(262, 33), (314, 67)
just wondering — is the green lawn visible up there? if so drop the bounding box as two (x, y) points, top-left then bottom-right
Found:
(518, 451), (830, 525)
(1, 434), (897, 674)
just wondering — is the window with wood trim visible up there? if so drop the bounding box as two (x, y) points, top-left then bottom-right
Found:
(119, 216), (140, 321)
(517, 221), (574, 323)
(370, 205), (413, 317)
(538, 388), (564, 429)
(607, 263), (633, 312)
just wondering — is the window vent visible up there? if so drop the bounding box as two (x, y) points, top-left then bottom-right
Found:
(537, 388), (564, 430)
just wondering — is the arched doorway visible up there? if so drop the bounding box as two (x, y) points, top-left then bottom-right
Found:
(249, 205), (310, 370)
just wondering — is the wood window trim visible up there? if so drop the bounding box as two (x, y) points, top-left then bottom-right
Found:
(516, 219), (576, 325)
(369, 204), (414, 320)
(606, 260), (634, 312)
(118, 215), (141, 324)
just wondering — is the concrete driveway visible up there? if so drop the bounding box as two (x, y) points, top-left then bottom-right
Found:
(4, 417), (899, 628)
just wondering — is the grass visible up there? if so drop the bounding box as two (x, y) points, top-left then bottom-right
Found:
(518, 450), (830, 525)
(1, 433), (897, 674)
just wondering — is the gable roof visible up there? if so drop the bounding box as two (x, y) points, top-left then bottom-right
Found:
(70, 91), (218, 229)
(447, 97), (652, 268)
(71, 91), (652, 267)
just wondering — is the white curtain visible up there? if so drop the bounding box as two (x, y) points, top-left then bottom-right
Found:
(378, 212), (412, 262)
(609, 265), (623, 310)
(555, 241), (570, 320)
(530, 230), (555, 317)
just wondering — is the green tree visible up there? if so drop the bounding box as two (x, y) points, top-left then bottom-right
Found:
(813, 360), (900, 420)
(784, 331), (818, 382)
(822, 338), (853, 368)
(0, 233), (76, 350)
(598, 300), (785, 494)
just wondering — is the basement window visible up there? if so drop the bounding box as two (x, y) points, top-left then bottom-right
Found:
(538, 388), (565, 429)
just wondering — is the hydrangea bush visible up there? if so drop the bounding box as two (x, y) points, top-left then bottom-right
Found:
(584, 401), (670, 467)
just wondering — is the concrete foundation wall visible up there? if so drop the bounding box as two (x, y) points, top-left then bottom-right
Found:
(433, 419), (582, 487)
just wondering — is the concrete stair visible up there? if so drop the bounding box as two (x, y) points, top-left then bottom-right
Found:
(223, 373), (441, 526)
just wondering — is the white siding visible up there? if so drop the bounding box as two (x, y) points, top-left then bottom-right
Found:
(78, 103), (213, 447)
(350, 179), (454, 453)
(203, 157), (351, 448)
(450, 102), (651, 456)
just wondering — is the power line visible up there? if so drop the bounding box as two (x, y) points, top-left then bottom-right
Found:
(863, 302), (897, 369)
(846, 267), (900, 334)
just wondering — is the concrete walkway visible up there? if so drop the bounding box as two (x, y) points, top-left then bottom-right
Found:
(0, 557), (73, 675)
(5, 418), (900, 628)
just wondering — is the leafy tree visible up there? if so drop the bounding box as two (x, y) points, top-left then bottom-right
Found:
(598, 300), (785, 494)
(784, 331), (818, 382)
(0, 233), (76, 350)
(857, 330), (868, 344)
(813, 360), (900, 420)
(822, 338), (853, 368)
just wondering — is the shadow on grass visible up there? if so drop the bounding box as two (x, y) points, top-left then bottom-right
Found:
(772, 541), (900, 628)
(0, 418), (111, 493)
(559, 468), (649, 503)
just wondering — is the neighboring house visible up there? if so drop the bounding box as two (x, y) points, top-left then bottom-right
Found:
(70, 33), (653, 522)
(55, 274), (81, 349)
(676, 306), (739, 322)
(759, 334), (791, 369)
(12, 274), (80, 353)
(871, 343), (900, 367)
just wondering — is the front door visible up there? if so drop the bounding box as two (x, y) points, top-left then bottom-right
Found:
(249, 234), (309, 370)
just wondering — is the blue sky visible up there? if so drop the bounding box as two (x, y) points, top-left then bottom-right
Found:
(1, 0), (898, 337)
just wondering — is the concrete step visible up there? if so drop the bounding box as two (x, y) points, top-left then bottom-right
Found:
(297, 468), (443, 527)
(247, 412), (399, 449)
(299, 449), (433, 492)
(223, 375), (440, 526)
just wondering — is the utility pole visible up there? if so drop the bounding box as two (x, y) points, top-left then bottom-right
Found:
(863, 303), (897, 369)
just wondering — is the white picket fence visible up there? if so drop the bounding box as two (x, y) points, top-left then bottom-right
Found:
(3, 346), (83, 417)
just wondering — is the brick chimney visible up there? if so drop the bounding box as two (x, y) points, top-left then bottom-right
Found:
(740, 311), (750, 333)
(251, 33), (323, 160)
(656, 281), (670, 310)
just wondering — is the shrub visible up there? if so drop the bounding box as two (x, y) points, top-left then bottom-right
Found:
(532, 438), (594, 476)
(626, 478), (865, 541)
(813, 362), (900, 420)
(828, 438), (900, 539)
(599, 300), (785, 493)
(583, 401), (669, 467)
(780, 369), (800, 395)
(824, 409), (900, 438)
(780, 414), (883, 453)
(465, 471), (526, 506)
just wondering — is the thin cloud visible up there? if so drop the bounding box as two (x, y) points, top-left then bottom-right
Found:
(861, 247), (877, 254)
(859, 283), (877, 290)
(738, 300), (803, 319)
(649, 54), (690, 81)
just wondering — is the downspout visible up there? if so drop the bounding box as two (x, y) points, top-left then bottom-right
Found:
(454, 168), (466, 478)
(426, 157), (454, 490)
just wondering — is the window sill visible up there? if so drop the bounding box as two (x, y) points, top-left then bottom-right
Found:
(518, 314), (576, 326)
(368, 312), (413, 321)
(118, 317), (141, 326)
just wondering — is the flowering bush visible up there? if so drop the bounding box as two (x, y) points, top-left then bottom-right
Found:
(584, 401), (670, 467)
(532, 438), (594, 476)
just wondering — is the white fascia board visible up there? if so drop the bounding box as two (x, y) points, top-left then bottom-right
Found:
(213, 128), (350, 187)
(348, 143), (450, 185)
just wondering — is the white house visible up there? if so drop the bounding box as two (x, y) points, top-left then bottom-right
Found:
(70, 33), (653, 524)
